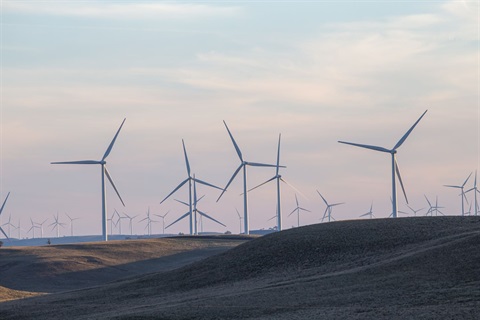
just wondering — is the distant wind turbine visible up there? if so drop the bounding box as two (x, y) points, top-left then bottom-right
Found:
(425, 195), (445, 216)
(36, 219), (48, 238)
(465, 171), (480, 216)
(235, 208), (243, 234)
(0, 192), (11, 240)
(399, 204), (424, 217)
(65, 213), (79, 236)
(360, 202), (375, 219)
(317, 190), (344, 222)
(160, 139), (223, 235)
(49, 212), (66, 238)
(287, 194), (310, 227)
(338, 110), (428, 218)
(1, 215), (15, 238)
(28, 218), (39, 239)
(444, 172), (472, 216)
(123, 212), (138, 235)
(217, 121), (283, 235)
(154, 211), (169, 235)
(139, 207), (157, 236)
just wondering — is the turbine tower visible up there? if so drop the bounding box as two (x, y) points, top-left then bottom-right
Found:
(235, 208), (243, 234)
(51, 118), (126, 241)
(287, 194), (310, 227)
(217, 121), (282, 235)
(444, 172), (472, 216)
(338, 110), (427, 218)
(0, 192), (11, 240)
(160, 139), (223, 235)
(317, 190), (344, 222)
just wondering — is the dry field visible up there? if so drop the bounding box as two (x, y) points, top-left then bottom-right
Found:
(1, 217), (480, 319)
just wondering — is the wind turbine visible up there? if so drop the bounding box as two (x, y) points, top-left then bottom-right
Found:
(65, 213), (79, 236)
(287, 194), (310, 227)
(235, 208), (243, 234)
(154, 211), (169, 235)
(171, 178), (225, 234)
(27, 218), (39, 239)
(217, 121), (282, 235)
(425, 195), (445, 216)
(444, 172), (472, 216)
(36, 219), (48, 238)
(139, 207), (157, 236)
(317, 190), (344, 222)
(160, 139), (223, 235)
(0, 192), (11, 240)
(108, 211), (118, 235)
(399, 204), (424, 217)
(338, 110), (428, 218)
(12, 219), (22, 239)
(360, 202), (375, 219)
(1, 215), (15, 238)
(51, 118), (126, 241)
(49, 212), (66, 238)
(123, 212), (138, 235)
(465, 171), (480, 216)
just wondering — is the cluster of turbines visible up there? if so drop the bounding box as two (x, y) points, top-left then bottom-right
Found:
(1, 109), (479, 242)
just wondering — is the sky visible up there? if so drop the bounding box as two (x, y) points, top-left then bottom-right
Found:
(0, 0), (478, 238)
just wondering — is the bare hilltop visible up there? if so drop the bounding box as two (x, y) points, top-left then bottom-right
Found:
(1, 216), (479, 319)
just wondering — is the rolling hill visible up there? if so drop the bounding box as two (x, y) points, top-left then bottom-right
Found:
(1, 217), (479, 319)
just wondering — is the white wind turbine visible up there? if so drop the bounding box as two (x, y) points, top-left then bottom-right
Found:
(399, 204), (424, 217)
(360, 202), (375, 219)
(338, 110), (428, 218)
(170, 178), (225, 234)
(139, 207), (157, 236)
(51, 118), (126, 241)
(424, 195), (445, 216)
(154, 211), (169, 235)
(317, 190), (344, 223)
(49, 212), (66, 238)
(36, 219), (48, 238)
(287, 194), (310, 227)
(108, 211), (117, 235)
(0, 192), (11, 240)
(235, 208), (243, 234)
(27, 218), (39, 239)
(12, 219), (22, 239)
(1, 215), (15, 238)
(465, 171), (480, 216)
(217, 121), (282, 235)
(160, 139), (223, 235)
(247, 134), (301, 232)
(444, 172), (472, 216)
(65, 213), (79, 236)
(123, 212), (138, 235)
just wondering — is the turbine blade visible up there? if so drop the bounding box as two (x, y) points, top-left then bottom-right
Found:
(217, 164), (243, 202)
(393, 109), (428, 150)
(0, 192), (10, 215)
(246, 162), (283, 168)
(160, 179), (189, 204)
(166, 212), (191, 229)
(299, 207), (311, 212)
(288, 208), (298, 217)
(198, 210), (226, 227)
(223, 121), (243, 162)
(330, 202), (345, 207)
(267, 215), (276, 222)
(424, 195), (432, 207)
(444, 185), (461, 189)
(102, 118), (126, 161)
(104, 166), (125, 207)
(360, 212), (371, 217)
(316, 190), (329, 206)
(462, 172), (473, 187)
(181, 139), (191, 177)
(338, 141), (390, 153)
(245, 176), (276, 194)
(0, 226), (9, 240)
(395, 159), (409, 204)
(193, 177), (223, 191)
(174, 199), (190, 207)
(51, 160), (101, 165)
(321, 208), (328, 222)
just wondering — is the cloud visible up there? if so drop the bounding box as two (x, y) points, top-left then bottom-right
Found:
(4, 2), (241, 19)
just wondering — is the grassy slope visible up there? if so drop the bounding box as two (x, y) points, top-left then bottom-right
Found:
(1, 217), (480, 319)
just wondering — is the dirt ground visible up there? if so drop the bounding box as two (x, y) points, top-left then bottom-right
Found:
(1, 217), (480, 319)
